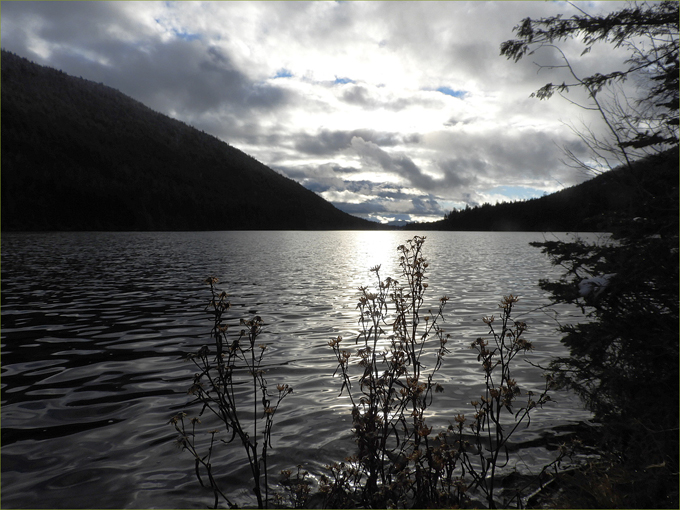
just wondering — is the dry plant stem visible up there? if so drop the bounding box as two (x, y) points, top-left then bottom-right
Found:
(462, 295), (553, 508)
(170, 278), (291, 509)
(169, 413), (233, 508)
(327, 237), (556, 508)
(328, 236), (452, 507)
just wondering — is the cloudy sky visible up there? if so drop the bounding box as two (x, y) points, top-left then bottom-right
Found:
(1, 1), (635, 223)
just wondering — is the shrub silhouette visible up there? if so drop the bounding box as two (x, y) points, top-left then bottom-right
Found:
(171, 237), (561, 508)
(322, 237), (557, 509)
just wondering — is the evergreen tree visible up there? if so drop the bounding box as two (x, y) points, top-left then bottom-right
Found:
(502, 3), (678, 506)
(502, 0), (678, 172)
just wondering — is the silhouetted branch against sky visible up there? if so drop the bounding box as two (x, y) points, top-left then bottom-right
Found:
(1, 1), (637, 223)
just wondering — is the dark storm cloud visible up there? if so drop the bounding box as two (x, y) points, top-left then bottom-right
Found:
(268, 168), (447, 222)
(332, 200), (389, 216)
(1, 1), (292, 120)
(411, 196), (445, 215)
(427, 127), (593, 191)
(444, 116), (478, 127)
(295, 129), (421, 156)
(342, 84), (372, 107)
(435, 159), (481, 188)
(294, 130), (358, 156)
(481, 129), (593, 187)
(437, 157), (489, 178)
(299, 181), (332, 194)
(276, 163), (361, 180)
(273, 163), (362, 193)
(352, 137), (477, 194)
(350, 182), (412, 201)
(107, 42), (292, 120)
(1, 1), (134, 49)
(331, 164), (364, 174)
(339, 180), (420, 202)
(337, 83), (444, 112)
(325, 185), (446, 220)
(352, 137), (432, 187)
(129, 43), (291, 116)
(198, 46), (290, 111)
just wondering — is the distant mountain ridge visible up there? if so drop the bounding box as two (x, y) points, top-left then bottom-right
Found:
(1, 50), (377, 231)
(405, 148), (678, 232)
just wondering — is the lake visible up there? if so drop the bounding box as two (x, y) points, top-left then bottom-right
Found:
(1, 231), (596, 508)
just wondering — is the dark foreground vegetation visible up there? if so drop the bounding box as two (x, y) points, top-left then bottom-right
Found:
(500, 2), (678, 507)
(530, 148), (679, 509)
(1, 50), (376, 231)
(173, 238), (564, 509)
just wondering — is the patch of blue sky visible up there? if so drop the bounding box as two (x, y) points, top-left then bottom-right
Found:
(489, 186), (547, 201)
(172, 29), (201, 41)
(436, 86), (466, 98)
(334, 77), (355, 85)
(274, 68), (293, 79)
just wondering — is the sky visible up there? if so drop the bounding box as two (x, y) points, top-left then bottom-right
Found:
(1, 1), (637, 224)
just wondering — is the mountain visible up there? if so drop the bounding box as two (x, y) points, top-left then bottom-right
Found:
(1, 50), (378, 231)
(404, 149), (678, 232)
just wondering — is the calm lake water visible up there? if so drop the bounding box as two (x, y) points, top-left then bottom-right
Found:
(1, 231), (596, 508)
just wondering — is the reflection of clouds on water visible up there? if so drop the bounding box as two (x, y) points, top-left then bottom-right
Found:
(1, 231), (595, 508)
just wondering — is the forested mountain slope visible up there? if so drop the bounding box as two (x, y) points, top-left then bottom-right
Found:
(405, 150), (678, 232)
(1, 50), (376, 231)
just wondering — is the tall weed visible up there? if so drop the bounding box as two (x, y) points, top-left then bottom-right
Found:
(169, 277), (292, 508)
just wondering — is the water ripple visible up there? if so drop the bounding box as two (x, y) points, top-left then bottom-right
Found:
(1, 231), (595, 508)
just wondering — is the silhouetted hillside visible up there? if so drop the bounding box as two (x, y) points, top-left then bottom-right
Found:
(405, 150), (678, 232)
(1, 50), (378, 231)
